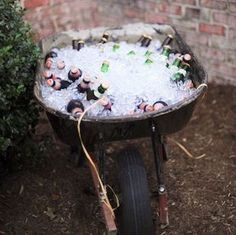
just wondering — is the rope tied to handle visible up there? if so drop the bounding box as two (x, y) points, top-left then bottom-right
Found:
(77, 98), (119, 217)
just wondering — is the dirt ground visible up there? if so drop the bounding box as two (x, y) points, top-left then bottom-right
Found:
(0, 83), (235, 235)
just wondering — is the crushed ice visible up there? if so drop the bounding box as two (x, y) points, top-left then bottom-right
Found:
(40, 40), (196, 117)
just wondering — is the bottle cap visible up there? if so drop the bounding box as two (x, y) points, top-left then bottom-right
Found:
(163, 45), (171, 49)
(153, 101), (168, 111)
(43, 70), (54, 79)
(57, 60), (65, 70)
(46, 78), (55, 87)
(70, 66), (78, 74)
(83, 74), (91, 83)
(102, 32), (109, 40)
(45, 58), (53, 69)
(101, 82), (109, 90)
(183, 53), (192, 62)
(167, 34), (174, 39)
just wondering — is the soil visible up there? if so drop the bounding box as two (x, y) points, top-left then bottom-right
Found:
(0, 83), (236, 235)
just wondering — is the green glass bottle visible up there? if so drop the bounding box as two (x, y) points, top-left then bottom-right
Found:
(169, 56), (182, 73)
(160, 45), (171, 60)
(112, 43), (120, 52)
(144, 58), (153, 65)
(87, 82), (109, 101)
(127, 50), (136, 55)
(101, 60), (109, 73)
(171, 62), (190, 82)
(144, 50), (153, 57)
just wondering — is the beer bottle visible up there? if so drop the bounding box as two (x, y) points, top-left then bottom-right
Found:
(77, 40), (85, 51)
(169, 56), (182, 73)
(43, 70), (56, 80)
(44, 57), (54, 69)
(100, 97), (113, 111)
(140, 35), (152, 47)
(184, 79), (194, 89)
(138, 102), (154, 112)
(183, 53), (192, 63)
(44, 50), (58, 62)
(101, 60), (109, 73)
(47, 78), (71, 90)
(72, 39), (79, 49)
(144, 58), (154, 65)
(68, 66), (82, 82)
(57, 60), (65, 70)
(77, 75), (91, 93)
(127, 50), (136, 55)
(152, 101), (168, 111)
(87, 82), (109, 101)
(67, 99), (84, 117)
(136, 98), (153, 112)
(160, 45), (171, 61)
(144, 50), (153, 57)
(99, 32), (109, 43)
(171, 62), (190, 82)
(160, 34), (174, 48)
(112, 43), (120, 52)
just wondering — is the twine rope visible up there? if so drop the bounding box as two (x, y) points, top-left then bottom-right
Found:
(77, 99), (118, 217)
(168, 138), (206, 160)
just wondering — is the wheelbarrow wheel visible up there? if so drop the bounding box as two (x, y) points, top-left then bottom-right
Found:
(117, 147), (155, 235)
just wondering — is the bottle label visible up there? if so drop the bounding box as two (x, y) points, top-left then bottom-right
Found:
(178, 69), (186, 76)
(94, 90), (102, 99)
(169, 65), (179, 73)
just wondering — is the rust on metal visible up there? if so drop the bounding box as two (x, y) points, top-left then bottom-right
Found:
(159, 191), (169, 228)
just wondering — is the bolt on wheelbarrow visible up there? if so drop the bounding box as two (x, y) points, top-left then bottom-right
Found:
(34, 23), (207, 235)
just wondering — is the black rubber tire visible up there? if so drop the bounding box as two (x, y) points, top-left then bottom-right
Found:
(117, 147), (155, 235)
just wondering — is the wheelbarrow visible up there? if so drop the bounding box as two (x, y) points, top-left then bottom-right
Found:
(34, 23), (207, 235)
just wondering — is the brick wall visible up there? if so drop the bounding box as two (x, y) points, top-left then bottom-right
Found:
(21, 0), (236, 85)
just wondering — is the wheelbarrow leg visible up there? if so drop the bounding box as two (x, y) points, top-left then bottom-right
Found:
(150, 122), (169, 228)
(98, 132), (106, 183)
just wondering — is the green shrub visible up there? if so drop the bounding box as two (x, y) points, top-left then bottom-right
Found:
(0, 0), (40, 156)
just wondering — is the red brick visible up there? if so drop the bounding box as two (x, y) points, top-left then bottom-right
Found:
(200, 0), (227, 10)
(50, 0), (73, 5)
(158, 3), (182, 15)
(171, 19), (197, 31)
(172, 0), (196, 5)
(185, 7), (201, 19)
(199, 23), (225, 35)
(229, 2), (236, 13)
(210, 35), (234, 50)
(144, 13), (169, 24)
(227, 50), (236, 64)
(183, 31), (209, 46)
(200, 47), (225, 61)
(25, 0), (49, 9)
(124, 7), (145, 19)
(229, 28), (236, 39)
(213, 12), (236, 29)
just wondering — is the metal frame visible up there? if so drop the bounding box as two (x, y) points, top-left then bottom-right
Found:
(92, 123), (170, 234)
(150, 121), (169, 227)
